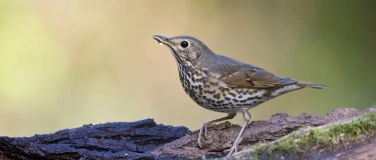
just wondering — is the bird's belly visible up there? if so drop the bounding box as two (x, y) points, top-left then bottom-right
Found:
(180, 75), (269, 113)
(199, 87), (269, 113)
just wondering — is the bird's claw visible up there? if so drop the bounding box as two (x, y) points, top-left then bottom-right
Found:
(226, 136), (243, 156)
(226, 146), (237, 156)
(197, 122), (210, 148)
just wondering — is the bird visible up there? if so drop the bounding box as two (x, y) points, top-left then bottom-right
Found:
(152, 35), (328, 156)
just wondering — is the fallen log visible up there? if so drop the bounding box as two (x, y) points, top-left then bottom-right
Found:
(1, 106), (375, 160)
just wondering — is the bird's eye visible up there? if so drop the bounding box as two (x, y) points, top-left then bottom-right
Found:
(180, 41), (189, 48)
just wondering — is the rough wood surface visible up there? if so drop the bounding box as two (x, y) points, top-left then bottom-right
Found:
(307, 135), (376, 160)
(0, 119), (190, 160)
(0, 107), (375, 160)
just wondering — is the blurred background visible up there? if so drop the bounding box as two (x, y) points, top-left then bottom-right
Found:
(0, 0), (375, 136)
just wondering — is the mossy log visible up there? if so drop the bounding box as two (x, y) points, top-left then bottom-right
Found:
(0, 106), (375, 160)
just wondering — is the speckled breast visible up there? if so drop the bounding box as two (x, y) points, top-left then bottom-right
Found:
(177, 64), (270, 113)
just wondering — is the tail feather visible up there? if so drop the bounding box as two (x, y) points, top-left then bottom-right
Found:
(296, 81), (329, 89)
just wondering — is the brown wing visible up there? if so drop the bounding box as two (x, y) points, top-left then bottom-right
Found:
(220, 67), (296, 88)
(203, 54), (297, 88)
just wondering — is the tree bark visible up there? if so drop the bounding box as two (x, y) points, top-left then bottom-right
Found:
(1, 107), (375, 160)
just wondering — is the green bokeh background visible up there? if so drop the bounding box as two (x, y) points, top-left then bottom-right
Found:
(0, 0), (375, 136)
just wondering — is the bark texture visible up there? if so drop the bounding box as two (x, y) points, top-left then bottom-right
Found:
(0, 107), (375, 160)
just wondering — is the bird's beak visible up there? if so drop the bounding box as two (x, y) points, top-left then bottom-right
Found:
(153, 35), (174, 47)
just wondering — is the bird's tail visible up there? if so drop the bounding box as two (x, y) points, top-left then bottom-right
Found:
(296, 81), (329, 89)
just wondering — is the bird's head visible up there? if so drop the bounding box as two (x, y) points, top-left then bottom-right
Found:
(153, 35), (212, 65)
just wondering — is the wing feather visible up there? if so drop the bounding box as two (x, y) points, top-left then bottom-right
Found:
(206, 58), (296, 88)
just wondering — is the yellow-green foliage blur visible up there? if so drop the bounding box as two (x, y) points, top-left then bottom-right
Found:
(0, 0), (375, 136)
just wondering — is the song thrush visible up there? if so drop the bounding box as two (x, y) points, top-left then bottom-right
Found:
(153, 35), (327, 156)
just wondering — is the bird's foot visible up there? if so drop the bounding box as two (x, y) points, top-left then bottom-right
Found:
(226, 145), (237, 157)
(226, 136), (243, 156)
(197, 122), (211, 148)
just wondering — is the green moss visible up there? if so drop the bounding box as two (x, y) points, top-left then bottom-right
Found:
(236, 112), (376, 160)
